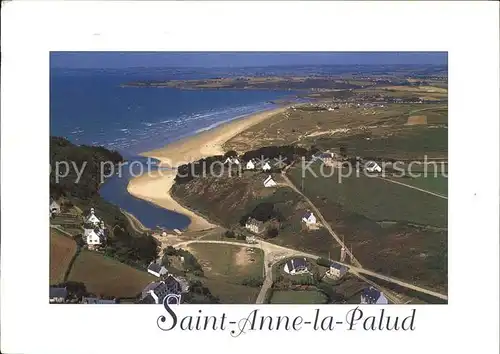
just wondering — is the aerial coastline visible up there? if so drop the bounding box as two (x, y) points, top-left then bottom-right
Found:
(126, 105), (289, 231)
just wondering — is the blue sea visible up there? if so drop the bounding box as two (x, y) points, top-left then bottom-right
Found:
(50, 69), (296, 230)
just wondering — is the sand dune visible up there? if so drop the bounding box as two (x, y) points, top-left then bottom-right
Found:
(127, 106), (287, 231)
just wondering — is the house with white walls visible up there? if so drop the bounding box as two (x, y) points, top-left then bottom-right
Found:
(263, 175), (277, 187)
(283, 258), (309, 275)
(246, 160), (256, 170)
(85, 208), (101, 226)
(302, 211), (317, 225)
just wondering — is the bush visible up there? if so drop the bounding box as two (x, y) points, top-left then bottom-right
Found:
(241, 276), (264, 287)
(316, 257), (331, 268)
(266, 227), (279, 238)
(236, 233), (246, 241)
(224, 230), (236, 238)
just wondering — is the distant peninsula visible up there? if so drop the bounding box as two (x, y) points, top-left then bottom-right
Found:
(120, 76), (377, 91)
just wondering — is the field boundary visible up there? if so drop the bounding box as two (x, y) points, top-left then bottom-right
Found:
(377, 176), (448, 199)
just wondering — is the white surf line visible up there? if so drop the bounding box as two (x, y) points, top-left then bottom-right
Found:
(376, 176), (448, 200)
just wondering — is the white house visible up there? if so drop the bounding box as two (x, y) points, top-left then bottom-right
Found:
(245, 217), (265, 234)
(84, 227), (106, 246)
(147, 262), (168, 278)
(360, 287), (389, 304)
(85, 208), (101, 226)
(263, 175), (277, 188)
(328, 262), (348, 279)
(246, 160), (256, 170)
(262, 162), (272, 171)
(302, 211), (317, 225)
(50, 200), (61, 216)
(365, 161), (382, 173)
(224, 157), (241, 165)
(283, 258), (309, 275)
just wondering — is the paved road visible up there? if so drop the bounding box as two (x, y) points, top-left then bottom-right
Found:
(280, 169), (362, 267)
(173, 239), (448, 303)
(376, 176), (448, 199)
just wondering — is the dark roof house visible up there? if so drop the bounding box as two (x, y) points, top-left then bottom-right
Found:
(283, 257), (309, 274)
(147, 262), (168, 277)
(361, 287), (389, 304)
(49, 287), (68, 299)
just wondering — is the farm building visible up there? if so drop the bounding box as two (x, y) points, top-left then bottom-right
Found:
(147, 262), (168, 278)
(360, 287), (388, 304)
(245, 217), (265, 234)
(262, 162), (272, 171)
(327, 262), (348, 279)
(81, 297), (117, 304)
(283, 258), (309, 275)
(245, 160), (256, 170)
(49, 200), (61, 216)
(302, 211), (317, 225)
(49, 287), (68, 303)
(263, 175), (277, 187)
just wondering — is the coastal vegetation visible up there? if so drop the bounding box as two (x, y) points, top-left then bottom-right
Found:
(50, 137), (159, 268)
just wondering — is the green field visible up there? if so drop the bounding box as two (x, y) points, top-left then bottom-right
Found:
(187, 243), (264, 284)
(270, 290), (328, 304)
(291, 164), (447, 227)
(68, 250), (156, 298)
(195, 277), (261, 304)
(389, 175), (448, 196)
(185, 243), (265, 304)
(287, 162), (447, 289)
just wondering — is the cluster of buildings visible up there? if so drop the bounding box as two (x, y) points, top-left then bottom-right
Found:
(281, 256), (388, 304)
(49, 287), (118, 304)
(139, 275), (190, 304)
(224, 155), (273, 172)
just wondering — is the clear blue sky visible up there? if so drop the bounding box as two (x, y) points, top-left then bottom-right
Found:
(51, 52), (447, 69)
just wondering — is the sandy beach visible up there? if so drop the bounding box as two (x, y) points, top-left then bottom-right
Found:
(127, 106), (288, 231)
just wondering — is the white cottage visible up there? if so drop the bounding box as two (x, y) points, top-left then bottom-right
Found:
(283, 258), (309, 275)
(263, 175), (277, 188)
(85, 208), (101, 226)
(262, 162), (272, 171)
(84, 227), (106, 246)
(302, 211), (317, 225)
(245, 160), (256, 170)
(49, 200), (61, 216)
(365, 161), (382, 173)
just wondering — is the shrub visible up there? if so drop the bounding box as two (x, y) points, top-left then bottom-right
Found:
(224, 230), (236, 238)
(241, 276), (264, 287)
(316, 257), (331, 268)
(266, 227), (279, 238)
